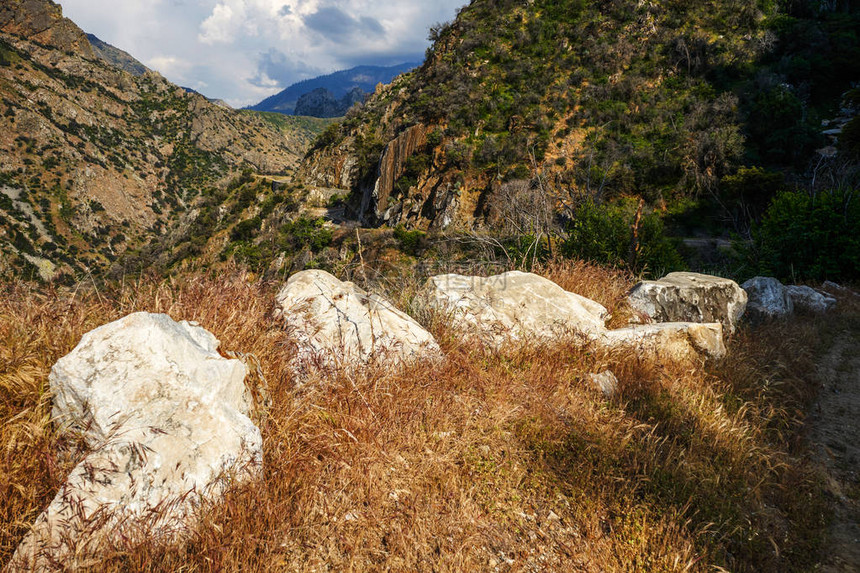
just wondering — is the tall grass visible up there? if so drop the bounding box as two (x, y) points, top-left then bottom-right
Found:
(0, 263), (839, 571)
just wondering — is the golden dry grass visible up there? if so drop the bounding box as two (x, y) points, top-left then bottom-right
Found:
(0, 263), (843, 572)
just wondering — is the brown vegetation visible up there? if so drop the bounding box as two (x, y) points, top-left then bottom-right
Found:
(0, 261), (844, 571)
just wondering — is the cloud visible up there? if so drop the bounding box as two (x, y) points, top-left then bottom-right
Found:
(147, 55), (192, 78)
(59, 0), (468, 106)
(251, 48), (320, 87)
(198, 3), (242, 45)
(303, 7), (384, 42)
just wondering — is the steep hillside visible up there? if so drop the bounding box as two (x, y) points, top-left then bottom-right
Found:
(0, 0), (320, 282)
(248, 63), (418, 116)
(300, 0), (860, 235)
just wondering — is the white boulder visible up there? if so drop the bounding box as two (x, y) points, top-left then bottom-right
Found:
(275, 270), (440, 369)
(785, 285), (837, 313)
(10, 313), (262, 570)
(627, 272), (747, 334)
(742, 277), (793, 319)
(600, 322), (726, 361)
(417, 271), (609, 346)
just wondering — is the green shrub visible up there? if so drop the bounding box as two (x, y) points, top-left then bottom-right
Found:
(230, 217), (262, 242)
(840, 117), (860, 159)
(752, 187), (860, 282)
(560, 199), (685, 277)
(720, 166), (785, 221)
(393, 225), (426, 256)
(278, 217), (333, 252)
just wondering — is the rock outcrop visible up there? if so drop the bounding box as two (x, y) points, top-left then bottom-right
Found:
(627, 272), (747, 334)
(359, 123), (428, 225)
(10, 313), (262, 570)
(785, 285), (837, 313)
(275, 270), (440, 369)
(742, 277), (794, 319)
(0, 0), (94, 57)
(418, 271), (609, 347)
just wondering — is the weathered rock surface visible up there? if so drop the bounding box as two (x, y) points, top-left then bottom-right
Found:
(420, 271), (725, 362)
(418, 271), (609, 346)
(786, 285), (837, 313)
(10, 313), (262, 570)
(601, 322), (727, 361)
(0, 0), (95, 57)
(359, 123), (428, 225)
(588, 371), (619, 399)
(742, 277), (794, 319)
(275, 270), (440, 369)
(627, 272), (747, 334)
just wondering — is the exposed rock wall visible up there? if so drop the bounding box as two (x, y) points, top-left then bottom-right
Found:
(0, 0), (94, 58)
(360, 123), (428, 225)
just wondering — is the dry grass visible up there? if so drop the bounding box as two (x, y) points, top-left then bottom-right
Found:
(0, 263), (842, 572)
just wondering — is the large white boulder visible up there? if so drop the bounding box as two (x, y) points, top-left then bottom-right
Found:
(600, 322), (727, 361)
(785, 285), (837, 313)
(417, 270), (609, 346)
(10, 313), (262, 570)
(742, 276), (793, 319)
(275, 270), (440, 369)
(627, 272), (747, 334)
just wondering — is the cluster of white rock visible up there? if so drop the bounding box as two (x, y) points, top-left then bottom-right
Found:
(8, 268), (838, 570)
(741, 276), (837, 319)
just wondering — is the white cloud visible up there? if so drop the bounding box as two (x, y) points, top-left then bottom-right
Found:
(198, 3), (242, 45)
(58, 0), (466, 106)
(147, 55), (192, 78)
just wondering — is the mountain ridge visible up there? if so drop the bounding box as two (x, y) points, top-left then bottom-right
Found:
(85, 33), (148, 76)
(248, 62), (418, 115)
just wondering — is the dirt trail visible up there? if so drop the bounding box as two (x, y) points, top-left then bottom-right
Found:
(809, 333), (860, 571)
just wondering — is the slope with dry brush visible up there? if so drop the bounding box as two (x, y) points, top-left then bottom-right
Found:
(0, 259), (850, 572)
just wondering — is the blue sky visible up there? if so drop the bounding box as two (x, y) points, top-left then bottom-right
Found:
(59, 0), (466, 107)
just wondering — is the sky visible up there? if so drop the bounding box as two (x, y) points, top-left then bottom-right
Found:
(59, 0), (467, 108)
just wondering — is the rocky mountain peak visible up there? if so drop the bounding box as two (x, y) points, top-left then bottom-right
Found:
(0, 0), (94, 58)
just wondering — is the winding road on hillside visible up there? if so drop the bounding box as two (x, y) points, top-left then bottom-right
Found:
(810, 332), (860, 571)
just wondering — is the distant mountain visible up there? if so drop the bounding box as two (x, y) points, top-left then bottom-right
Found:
(294, 87), (366, 118)
(86, 33), (148, 76)
(248, 63), (418, 116)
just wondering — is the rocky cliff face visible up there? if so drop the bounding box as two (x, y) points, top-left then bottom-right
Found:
(0, 0), (314, 281)
(0, 0), (93, 57)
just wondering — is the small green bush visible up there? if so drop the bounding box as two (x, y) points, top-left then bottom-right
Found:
(393, 225), (426, 256)
(560, 199), (685, 277)
(753, 187), (860, 282)
(278, 217), (333, 252)
(230, 217), (262, 242)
